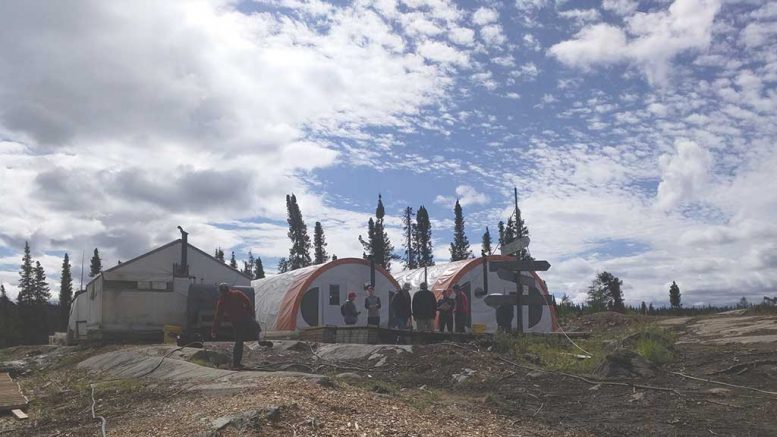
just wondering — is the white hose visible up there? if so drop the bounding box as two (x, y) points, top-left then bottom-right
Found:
(90, 384), (107, 437)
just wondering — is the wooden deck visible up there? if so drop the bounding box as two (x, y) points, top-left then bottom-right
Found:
(0, 373), (28, 412)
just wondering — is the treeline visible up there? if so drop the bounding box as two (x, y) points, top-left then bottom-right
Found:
(258, 192), (531, 275)
(557, 271), (777, 318)
(1, 242), (76, 347)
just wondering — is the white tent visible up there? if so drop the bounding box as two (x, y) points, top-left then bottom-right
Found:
(394, 256), (558, 333)
(68, 238), (251, 341)
(252, 258), (399, 331)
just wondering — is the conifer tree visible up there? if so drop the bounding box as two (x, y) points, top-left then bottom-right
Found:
(648, 303), (655, 314)
(277, 257), (289, 273)
(401, 207), (417, 270)
(331, 254), (338, 261)
(497, 221), (505, 247)
(449, 199), (473, 261)
(0, 284), (21, 347)
(586, 271), (625, 312)
(482, 227), (492, 255)
(254, 256), (265, 279)
(504, 217), (516, 245)
(59, 253), (73, 330)
(669, 281), (681, 309)
(229, 251), (238, 269)
(285, 194), (312, 270)
(513, 206), (531, 260)
(243, 251), (255, 276)
(89, 248), (102, 277)
(313, 222), (329, 264)
(214, 248), (225, 262)
(359, 195), (395, 270)
(640, 301), (648, 315)
(33, 261), (50, 305)
(414, 205), (434, 267)
(17, 241), (35, 305)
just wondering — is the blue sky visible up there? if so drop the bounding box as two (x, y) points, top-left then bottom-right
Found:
(0, 0), (776, 307)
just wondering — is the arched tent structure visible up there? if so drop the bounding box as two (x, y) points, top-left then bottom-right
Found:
(394, 256), (558, 333)
(252, 258), (400, 331)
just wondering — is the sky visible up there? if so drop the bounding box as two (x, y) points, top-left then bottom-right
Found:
(0, 0), (775, 307)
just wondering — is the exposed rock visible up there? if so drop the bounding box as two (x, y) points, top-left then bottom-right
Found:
(593, 349), (655, 379)
(523, 353), (542, 365)
(452, 368), (476, 384)
(189, 350), (231, 368)
(210, 406), (281, 432)
(526, 370), (545, 379)
(334, 372), (362, 379)
(317, 377), (336, 388)
(706, 388), (732, 398)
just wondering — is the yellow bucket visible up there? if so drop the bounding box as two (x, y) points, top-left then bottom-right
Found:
(163, 324), (182, 344)
(472, 324), (487, 334)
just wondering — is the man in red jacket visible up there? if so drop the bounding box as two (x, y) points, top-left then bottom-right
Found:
(211, 283), (255, 369)
(453, 284), (470, 333)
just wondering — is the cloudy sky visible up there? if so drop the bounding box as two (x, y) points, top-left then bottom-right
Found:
(1, 0), (775, 307)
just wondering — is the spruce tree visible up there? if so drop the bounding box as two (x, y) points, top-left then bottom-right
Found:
(414, 205), (434, 267)
(243, 251), (255, 276)
(254, 256), (265, 279)
(229, 252), (238, 269)
(214, 248), (225, 262)
(481, 227), (492, 256)
(504, 217), (516, 245)
(586, 271), (624, 313)
(401, 207), (417, 270)
(513, 206), (531, 260)
(497, 221), (505, 247)
(17, 241), (35, 305)
(89, 248), (102, 277)
(331, 254), (338, 261)
(313, 222), (329, 264)
(33, 261), (51, 305)
(59, 253), (73, 330)
(277, 257), (289, 273)
(285, 194), (312, 270)
(0, 284), (21, 347)
(669, 281), (681, 309)
(359, 195), (395, 270)
(640, 301), (648, 315)
(449, 199), (473, 261)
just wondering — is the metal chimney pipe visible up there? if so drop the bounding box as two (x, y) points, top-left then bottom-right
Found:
(177, 226), (189, 277)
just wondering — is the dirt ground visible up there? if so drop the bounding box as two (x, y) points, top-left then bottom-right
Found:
(2, 313), (776, 436)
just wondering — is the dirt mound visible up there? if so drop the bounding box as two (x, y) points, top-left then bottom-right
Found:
(593, 349), (655, 379)
(563, 312), (649, 333)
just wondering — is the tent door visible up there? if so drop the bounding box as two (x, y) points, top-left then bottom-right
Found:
(76, 321), (87, 338)
(300, 287), (320, 327)
(461, 282), (472, 328)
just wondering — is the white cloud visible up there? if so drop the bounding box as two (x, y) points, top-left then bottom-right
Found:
(0, 0), (479, 298)
(602, 0), (639, 16)
(480, 24), (507, 47)
(472, 7), (499, 26)
(434, 185), (490, 207)
(741, 22), (777, 48)
(515, 0), (549, 12)
(558, 8), (601, 23)
(448, 27), (476, 46)
(549, 0), (722, 84)
(655, 140), (713, 210)
(417, 40), (469, 65)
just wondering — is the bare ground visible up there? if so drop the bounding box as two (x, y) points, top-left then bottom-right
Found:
(1, 313), (776, 436)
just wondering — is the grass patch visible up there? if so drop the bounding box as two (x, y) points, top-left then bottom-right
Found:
(492, 323), (678, 373)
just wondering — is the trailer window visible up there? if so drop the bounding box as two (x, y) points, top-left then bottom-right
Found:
(329, 285), (340, 305)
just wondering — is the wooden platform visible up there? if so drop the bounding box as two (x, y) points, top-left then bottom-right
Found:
(0, 373), (28, 412)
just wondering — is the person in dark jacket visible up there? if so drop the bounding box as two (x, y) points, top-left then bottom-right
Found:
(341, 291), (360, 325)
(364, 283), (381, 326)
(211, 283), (256, 369)
(437, 289), (455, 333)
(412, 282), (436, 331)
(453, 284), (470, 333)
(391, 283), (413, 329)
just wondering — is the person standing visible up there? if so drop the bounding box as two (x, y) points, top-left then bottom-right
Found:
(412, 282), (436, 332)
(364, 283), (382, 326)
(391, 283), (413, 329)
(453, 284), (470, 333)
(437, 289), (455, 333)
(211, 283), (256, 369)
(341, 292), (360, 325)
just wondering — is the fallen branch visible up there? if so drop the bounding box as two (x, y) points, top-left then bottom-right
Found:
(669, 371), (777, 396)
(711, 360), (777, 375)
